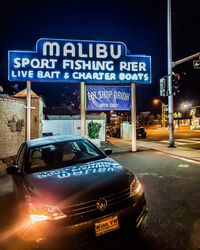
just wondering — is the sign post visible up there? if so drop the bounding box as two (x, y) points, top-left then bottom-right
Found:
(80, 82), (86, 137)
(131, 83), (137, 152)
(26, 80), (31, 141)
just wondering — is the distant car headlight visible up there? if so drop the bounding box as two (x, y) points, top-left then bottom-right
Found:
(130, 177), (143, 197)
(28, 203), (67, 223)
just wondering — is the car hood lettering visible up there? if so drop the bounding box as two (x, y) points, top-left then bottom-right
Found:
(25, 157), (130, 205)
(33, 160), (122, 179)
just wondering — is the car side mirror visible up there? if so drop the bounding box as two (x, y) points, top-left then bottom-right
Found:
(104, 148), (112, 156)
(6, 165), (20, 175)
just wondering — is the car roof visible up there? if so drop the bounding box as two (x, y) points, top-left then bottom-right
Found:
(26, 135), (83, 148)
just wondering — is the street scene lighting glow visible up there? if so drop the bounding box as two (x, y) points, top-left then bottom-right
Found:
(153, 99), (160, 105)
(0, 0), (200, 249)
(180, 102), (192, 110)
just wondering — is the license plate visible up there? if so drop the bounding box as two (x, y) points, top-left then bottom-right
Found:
(95, 215), (119, 236)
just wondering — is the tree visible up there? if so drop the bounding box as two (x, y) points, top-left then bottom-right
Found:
(87, 121), (102, 139)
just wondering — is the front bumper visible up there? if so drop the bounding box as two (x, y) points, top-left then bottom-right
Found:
(19, 196), (147, 249)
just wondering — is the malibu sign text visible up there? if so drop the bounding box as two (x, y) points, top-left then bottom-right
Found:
(8, 38), (151, 84)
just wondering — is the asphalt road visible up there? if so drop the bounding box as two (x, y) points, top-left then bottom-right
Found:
(1, 149), (200, 250)
(112, 150), (200, 250)
(146, 129), (200, 140)
(146, 129), (200, 150)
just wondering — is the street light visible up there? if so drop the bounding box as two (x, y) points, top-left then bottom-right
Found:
(153, 99), (166, 127)
(180, 102), (192, 110)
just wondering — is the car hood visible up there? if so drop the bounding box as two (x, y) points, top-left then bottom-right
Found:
(25, 157), (132, 206)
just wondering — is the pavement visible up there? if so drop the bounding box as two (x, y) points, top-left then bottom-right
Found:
(100, 137), (200, 163)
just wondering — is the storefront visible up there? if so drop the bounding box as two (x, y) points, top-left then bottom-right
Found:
(174, 117), (192, 130)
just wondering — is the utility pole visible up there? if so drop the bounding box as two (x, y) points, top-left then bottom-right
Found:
(167, 0), (199, 147)
(131, 83), (137, 152)
(26, 80), (31, 141)
(165, 0), (199, 147)
(167, 0), (175, 147)
(80, 82), (86, 137)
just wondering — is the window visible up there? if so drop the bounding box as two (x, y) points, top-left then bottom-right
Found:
(27, 139), (105, 173)
(16, 143), (27, 171)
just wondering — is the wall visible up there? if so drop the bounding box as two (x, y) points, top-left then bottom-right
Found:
(0, 96), (26, 159)
(120, 122), (132, 140)
(43, 119), (106, 141)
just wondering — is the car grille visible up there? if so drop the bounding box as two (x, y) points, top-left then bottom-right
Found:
(63, 187), (133, 224)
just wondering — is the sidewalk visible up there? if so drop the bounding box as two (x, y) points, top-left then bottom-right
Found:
(137, 140), (200, 162)
(100, 137), (132, 153)
(100, 137), (200, 163)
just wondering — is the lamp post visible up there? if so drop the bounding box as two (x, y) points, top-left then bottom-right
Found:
(153, 99), (166, 127)
(167, 0), (175, 147)
(165, 0), (199, 145)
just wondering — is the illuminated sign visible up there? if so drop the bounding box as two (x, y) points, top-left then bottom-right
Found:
(86, 85), (131, 110)
(8, 38), (151, 84)
(33, 161), (122, 179)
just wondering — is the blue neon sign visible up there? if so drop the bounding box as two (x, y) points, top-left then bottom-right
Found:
(86, 85), (131, 110)
(8, 38), (151, 84)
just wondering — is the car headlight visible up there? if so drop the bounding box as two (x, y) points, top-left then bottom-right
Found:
(28, 203), (67, 223)
(130, 177), (143, 197)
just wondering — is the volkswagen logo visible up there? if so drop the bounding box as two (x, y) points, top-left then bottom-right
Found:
(96, 198), (108, 211)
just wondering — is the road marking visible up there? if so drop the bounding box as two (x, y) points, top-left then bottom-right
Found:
(177, 164), (190, 168)
(193, 137), (200, 140)
(158, 140), (199, 145)
(138, 173), (193, 179)
(168, 155), (200, 165)
(176, 138), (200, 143)
(137, 173), (164, 178)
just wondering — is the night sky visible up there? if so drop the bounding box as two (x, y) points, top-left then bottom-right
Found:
(0, 0), (199, 113)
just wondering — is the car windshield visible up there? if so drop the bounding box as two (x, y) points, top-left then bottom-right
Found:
(26, 139), (106, 173)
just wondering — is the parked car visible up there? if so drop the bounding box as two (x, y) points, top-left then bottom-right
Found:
(7, 135), (147, 249)
(107, 123), (146, 139)
(136, 126), (147, 139)
(106, 124), (120, 138)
